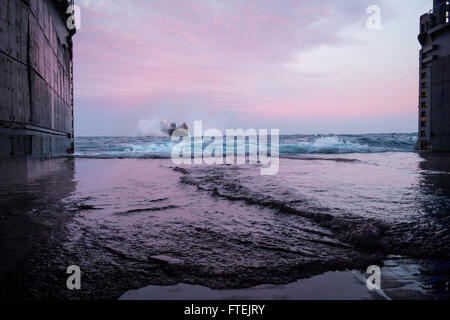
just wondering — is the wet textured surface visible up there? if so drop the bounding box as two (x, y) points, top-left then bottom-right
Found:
(120, 271), (379, 300)
(0, 150), (449, 299)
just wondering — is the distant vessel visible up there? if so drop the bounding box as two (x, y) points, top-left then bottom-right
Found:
(160, 121), (190, 137)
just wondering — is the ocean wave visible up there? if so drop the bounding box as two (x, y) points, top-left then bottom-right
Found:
(292, 136), (373, 154)
(74, 133), (418, 158)
(174, 165), (450, 260)
(280, 134), (417, 154)
(176, 167), (390, 251)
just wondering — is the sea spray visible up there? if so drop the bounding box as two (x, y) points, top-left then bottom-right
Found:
(137, 118), (164, 137)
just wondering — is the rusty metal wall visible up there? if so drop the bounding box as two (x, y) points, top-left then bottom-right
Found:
(0, 0), (74, 159)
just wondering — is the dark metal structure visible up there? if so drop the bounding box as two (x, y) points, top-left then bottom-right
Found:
(0, 0), (75, 159)
(418, 0), (450, 151)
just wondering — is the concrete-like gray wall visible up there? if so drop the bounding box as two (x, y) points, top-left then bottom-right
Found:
(0, 0), (74, 159)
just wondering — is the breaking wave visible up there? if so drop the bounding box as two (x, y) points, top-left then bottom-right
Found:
(174, 165), (450, 260)
(284, 137), (372, 154)
(279, 133), (417, 154)
(75, 133), (418, 159)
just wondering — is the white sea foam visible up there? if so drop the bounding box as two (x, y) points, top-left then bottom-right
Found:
(74, 133), (417, 158)
(297, 136), (372, 154)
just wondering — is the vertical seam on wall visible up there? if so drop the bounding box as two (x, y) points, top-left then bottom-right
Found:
(27, 7), (32, 124)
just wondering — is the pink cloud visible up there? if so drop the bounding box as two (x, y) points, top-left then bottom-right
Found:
(73, 0), (421, 135)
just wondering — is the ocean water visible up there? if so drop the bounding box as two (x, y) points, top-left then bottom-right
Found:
(74, 133), (418, 158)
(0, 133), (449, 299)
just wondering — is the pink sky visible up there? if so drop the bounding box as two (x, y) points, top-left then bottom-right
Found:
(73, 0), (430, 136)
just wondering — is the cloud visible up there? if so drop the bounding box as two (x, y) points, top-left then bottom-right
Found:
(73, 0), (424, 136)
(74, 0), (379, 96)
